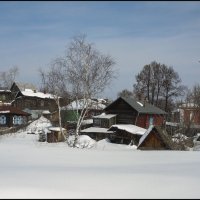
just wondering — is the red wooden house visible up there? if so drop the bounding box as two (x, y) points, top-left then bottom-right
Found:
(104, 96), (166, 129)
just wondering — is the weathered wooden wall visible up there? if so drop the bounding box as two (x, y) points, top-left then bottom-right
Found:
(105, 98), (137, 124)
(138, 130), (169, 150)
(12, 97), (58, 112)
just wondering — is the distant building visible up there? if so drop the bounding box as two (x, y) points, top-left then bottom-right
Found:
(62, 98), (106, 122)
(172, 103), (200, 128)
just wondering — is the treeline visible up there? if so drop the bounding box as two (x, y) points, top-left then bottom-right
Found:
(118, 61), (200, 114)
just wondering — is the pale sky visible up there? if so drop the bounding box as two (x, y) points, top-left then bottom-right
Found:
(0, 1), (200, 100)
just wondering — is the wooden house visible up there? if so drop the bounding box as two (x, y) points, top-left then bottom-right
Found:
(104, 96), (166, 129)
(137, 125), (173, 150)
(10, 82), (62, 119)
(0, 105), (30, 127)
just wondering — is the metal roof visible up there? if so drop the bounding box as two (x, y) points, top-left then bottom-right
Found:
(105, 96), (167, 115)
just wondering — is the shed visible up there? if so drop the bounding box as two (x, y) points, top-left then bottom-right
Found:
(93, 113), (117, 128)
(108, 124), (146, 145)
(47, 127), (67, 143)
(137, 125), (173, 150)
(80, 127), (114, 141)
(42, 110), (51, 120)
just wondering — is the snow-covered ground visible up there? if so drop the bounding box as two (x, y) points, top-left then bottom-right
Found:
(0, 117), (200, 199)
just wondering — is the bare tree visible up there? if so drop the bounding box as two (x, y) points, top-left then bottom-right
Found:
(39, 34), (116, 147)
(117, 89), (133, 98)
(161, 65), (186, 112)
(133, 61), (186, 112)
(0, 66), (19, 88)
(64, 34), (116, 147)
(39, 59), (69, 140)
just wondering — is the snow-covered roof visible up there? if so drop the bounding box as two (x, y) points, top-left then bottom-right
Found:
(0, 102), (11, 106)
(93, 113), (117, 119)
(66, 99), (106, 110)
(21, 89), (55, 99)
(109, 124), (147, 135)
(48, 127), (66, 132)
(105, 96), (166, 115)
(179, 103), (198, 108)
(0, 90), (11, 92)
(80, 127), (114, 134)
(81, 119), (93, 125)
(0, 111), (10, 114)
(0, 106), (31, 116)
(42, 110), (51, 114)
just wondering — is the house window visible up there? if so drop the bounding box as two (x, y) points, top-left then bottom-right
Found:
(0, 115), (6, 124)
(93, 118), (101, 127)
(13, 116), (23, 125)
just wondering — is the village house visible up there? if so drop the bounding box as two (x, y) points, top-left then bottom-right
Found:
(104, 96), (167, 129)
(10, 82), (63, 119)
(0, 105), (30, 128)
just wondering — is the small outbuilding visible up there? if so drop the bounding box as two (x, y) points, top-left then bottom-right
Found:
(80, 127), (114, 141)
(108, 124), (146, 145)
(93, 113), (117, 128)
(47, 127), (67, 143)
(137, 125), (174, 150)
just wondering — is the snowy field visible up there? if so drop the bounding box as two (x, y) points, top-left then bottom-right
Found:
(0, 117), (200, 199)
